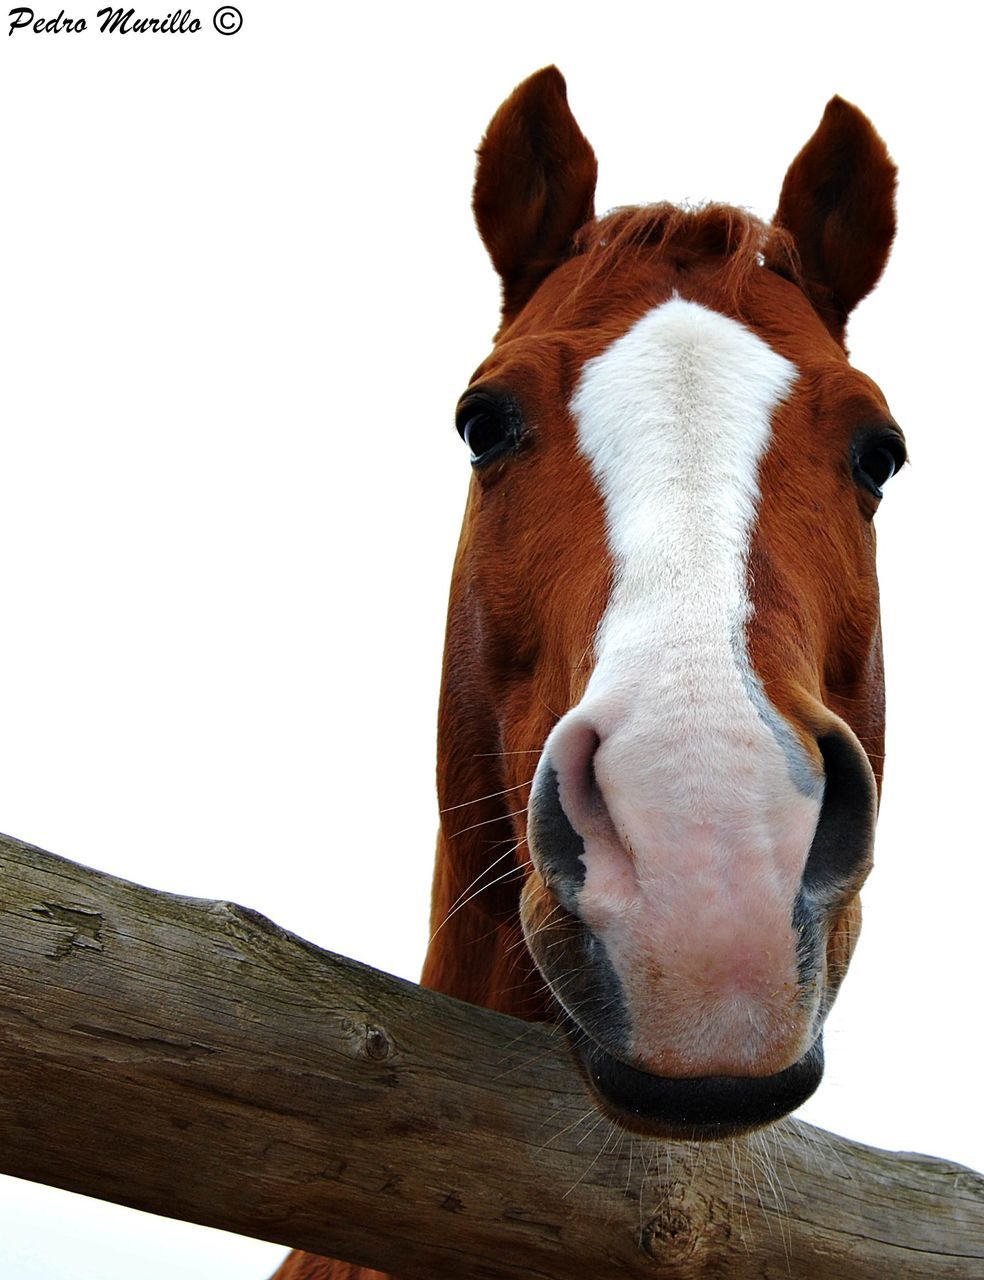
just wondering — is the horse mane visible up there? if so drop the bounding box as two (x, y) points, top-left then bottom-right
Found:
(569, 202), (802, 305)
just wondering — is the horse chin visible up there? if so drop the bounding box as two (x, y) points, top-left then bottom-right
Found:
(566, 1022), (825, 1141)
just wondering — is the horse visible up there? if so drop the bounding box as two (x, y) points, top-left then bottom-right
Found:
(272, 65), (901, 1280)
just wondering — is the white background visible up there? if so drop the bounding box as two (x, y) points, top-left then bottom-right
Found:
(1, 2), (981, 1276)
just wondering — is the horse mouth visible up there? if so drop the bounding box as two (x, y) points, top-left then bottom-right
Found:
(570, 1029), (825, 1141)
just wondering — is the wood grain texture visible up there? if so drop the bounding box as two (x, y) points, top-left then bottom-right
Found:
(1, 830), (982, 1279)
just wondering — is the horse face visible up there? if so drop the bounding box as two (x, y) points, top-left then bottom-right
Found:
(448, 69), (900, 1139)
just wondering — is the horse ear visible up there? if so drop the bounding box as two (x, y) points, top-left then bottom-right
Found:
(473, 66), (598, 321)
(768, 97), (897, 343)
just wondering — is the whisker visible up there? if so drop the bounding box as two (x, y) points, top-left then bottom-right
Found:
(535, 1102), (598, 1155)
(440, 777), (534, 814)
(440, 845), (519, 921)
(429, 860), (526, 942)
(565, 1119), (620, 1197)
(448, 806), (528, 838)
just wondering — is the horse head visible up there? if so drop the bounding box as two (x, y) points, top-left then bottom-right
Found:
(425, 67), (902, 1141)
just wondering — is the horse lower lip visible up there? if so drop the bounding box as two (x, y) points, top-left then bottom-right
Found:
(574, 1035), (825, 1140)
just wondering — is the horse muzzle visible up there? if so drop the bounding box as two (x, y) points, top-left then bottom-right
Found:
(522, 703), (877, 1135)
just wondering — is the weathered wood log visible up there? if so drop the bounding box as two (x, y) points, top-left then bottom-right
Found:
(0, 831), (982, 1279)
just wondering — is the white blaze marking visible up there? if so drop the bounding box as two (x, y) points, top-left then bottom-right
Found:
(559, 296), (823, 1074)
(572, 297), (796, 736)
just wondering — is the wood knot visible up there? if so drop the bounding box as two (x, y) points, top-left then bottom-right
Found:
(363, 1024), (394, 1060)
(642, 1208), (695, 1261)
(641, 1189), (711, 1270)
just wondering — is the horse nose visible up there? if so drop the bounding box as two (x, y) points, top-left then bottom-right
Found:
(530, 710), (877, 913)
(527, 704), (828, 1077)
(527, 705), (880, 1081)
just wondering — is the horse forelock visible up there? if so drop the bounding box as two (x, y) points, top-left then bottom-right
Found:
(568, 203), (803, 307)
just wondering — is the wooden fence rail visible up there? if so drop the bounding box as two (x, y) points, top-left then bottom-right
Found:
(1, 831), (983, 1278)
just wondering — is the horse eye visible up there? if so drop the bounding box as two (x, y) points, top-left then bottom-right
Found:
(456, 393), (522, 466)
(462, 413), (508, 461)
(853, 432), (907, 499)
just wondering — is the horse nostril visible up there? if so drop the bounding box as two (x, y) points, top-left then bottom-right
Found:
(548, 721), (602, 823)
(529, 720), (637, 922)
(527, 760), (588, 914)
(528, 720), (617, 910)
(802, 731), (878, 894)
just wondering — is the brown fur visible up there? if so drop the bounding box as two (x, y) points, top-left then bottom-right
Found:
(275, 70), (897, 1280)
(272, 1261), (388, 1280)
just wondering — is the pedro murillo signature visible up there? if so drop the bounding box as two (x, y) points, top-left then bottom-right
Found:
(8, 7), (239, 34)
